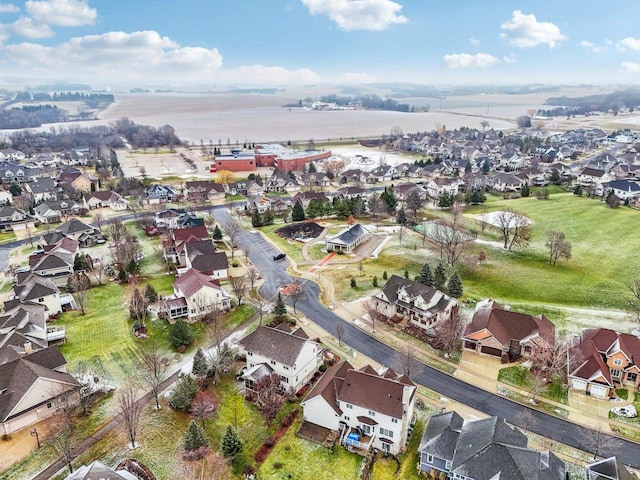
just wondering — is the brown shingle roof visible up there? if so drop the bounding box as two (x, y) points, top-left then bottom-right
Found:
(173, 268), (223, 298)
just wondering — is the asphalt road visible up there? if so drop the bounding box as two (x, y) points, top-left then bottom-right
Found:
(212, 207), (640, 468)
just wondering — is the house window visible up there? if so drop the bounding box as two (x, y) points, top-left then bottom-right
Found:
(47, 402), (52, 408)
(38, 297), (44, 302)
(391, 418), (398, 424)
(426, 454), (433, 463)
(270, 360), (276, 366)
(628, 372), (637, 382)
(283, 366), (289, 370)
(379, 428), (393, 437)
(279, 375), (288, 383)
(247, 352), (253, 356)
(345, 403), (353, 409)
(368, 410), (376, 416)
(344, 416), (350, 421)
(613, 358), (623, 366)
(445, 461), (451, 469)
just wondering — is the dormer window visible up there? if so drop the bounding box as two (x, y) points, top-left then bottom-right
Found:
(613, 358), (623, 366)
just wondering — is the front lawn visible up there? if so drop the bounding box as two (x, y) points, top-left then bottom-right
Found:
(258, 417), (364, 480)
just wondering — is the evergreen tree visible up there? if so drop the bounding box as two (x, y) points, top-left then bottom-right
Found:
(382, 271), (388, 280)
(308, 162), (316, 173)
(192, 348), (208, 377)
(381, 187), (398, 212)
(447, 271), (463, 298)
(350, 278), (357, 288)
(372, 276), (378, 288)
(262, 209), (274, 226)
(251, 209), (263, 227)
(396, 207), (407, 225)
(220, 425), (243, 459)
(521, 184), (530, 197)
(118, 269), (128, 283)
(471, 189), (486, 204)
(126, 259), (140, 275)
(434, 263), (447, 290)
(144, 284), (158, 304)
(273, 292), (286, 316)
(404, 270), (409, 279)
(306, 199), (325, 218)
(169, 374), (199, 411)
(438, 191), (453, 209)
(417, 263), (434, 287)
(212, 225), (223, 241)
(183, 420), (208, 452)
(291, 199), (306, 221)
(169, 320), (194, 348)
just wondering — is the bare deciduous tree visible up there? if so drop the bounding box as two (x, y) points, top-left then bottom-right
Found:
(431, 206), (471, 266)
(627, 279), (640, 321)
(361, 298), (379, 332)
(580, 425), (623, 460)
(255, 293), (272, 325)
(514, 408), (539, 434)
(137, 340), (169, 410)
(230, 275), (248, 306)
(253, 372), (284, 425)
(403, 343), (417, 377)
(190, 390), (217, 430)
(335, 322), (346, 347)
(546, 230), (572, 265)
(68, 272), (91, 315)
(494, 209), (532, 251)
(89, 255), (104, 285)
(223, 221), (241, 260)
(247, 266), (259, 290)
(92, 210), (105, 232)
(288, 280), (305, 314)
(118, 383), (143, 449)
(49, 413), (77, 474)
(433, 313), (464, 356)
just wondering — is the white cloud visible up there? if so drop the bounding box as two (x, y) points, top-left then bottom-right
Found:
(0, 3), (19, 13)
(470, 37), (480, 45)
(0, 31), (224, 82)
(442, 53), (500, 69)
(10, 16), (54, 38)
(502, 53), (517, 64)
(621, 61), (640, 73)
(337, 72), (375, 83)
(500, 10), (566, 48)
(25, 0), (96, 27)
(579, 40), (604, 53)
(301, 0), (407, 31)
(617, 37), (640, 51)
(223, 65), (319, 84)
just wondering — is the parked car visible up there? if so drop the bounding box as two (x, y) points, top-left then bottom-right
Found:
(273, 253), (286, 261)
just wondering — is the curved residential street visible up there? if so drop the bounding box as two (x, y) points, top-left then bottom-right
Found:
(212, 207), (640, 469)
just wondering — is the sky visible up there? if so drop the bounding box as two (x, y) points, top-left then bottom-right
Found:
(1, 0), (640, 89)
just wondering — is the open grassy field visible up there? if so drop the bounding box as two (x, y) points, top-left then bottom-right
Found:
(463, 192), (639, 310)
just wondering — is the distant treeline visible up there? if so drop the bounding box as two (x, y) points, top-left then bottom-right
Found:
(14, 91), (115, 104)
(0, 105), (69, 129)
(542, 88), (640, 116)
(1, 117), (182, 156)
(319, 94), (414, 112)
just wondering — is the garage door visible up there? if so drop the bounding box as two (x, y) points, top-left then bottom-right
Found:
(571, 379), (587, 391)
(590, 384), (609, 398)
(481, 346), (503, 357)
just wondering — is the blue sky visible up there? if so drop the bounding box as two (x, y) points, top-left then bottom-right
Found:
(0, 0), (640, 88)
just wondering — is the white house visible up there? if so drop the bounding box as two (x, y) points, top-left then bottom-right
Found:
(301, 360), (416, 455)
(238, 325), (323, 394)
(170, 268), (231, 321)
(12, 275), (63, 317)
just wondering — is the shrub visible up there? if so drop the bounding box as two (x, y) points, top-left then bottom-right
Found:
(319, 364), (327, 372)
(264, 436), (275, 448)
(350, 278), (356, 288)
(274, 462), (283, 469)
(168, 319), (194, 349)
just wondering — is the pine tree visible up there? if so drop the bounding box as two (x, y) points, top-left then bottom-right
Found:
(434, 263), (447, 290)
(169, 320), (194, 348)
(521, 184), (530, 197)
(144, 284), (158, 304)
(251, 210), (262, 227)
(447, 271), (463, 298)
(404, 270), (409, 279)
(350, 278), (356, 288)
(308, 162), (316, 173)
(273, 292), (286, 316)
(192, 348), (208, 377)
(291, 199), (306, 221)
(417, 263), (434, 287)
(220, 425), (243, 459)
(212, 225), (223, 242)
(372, 276), (378, 288)
(262, 209), (274, 226)
(183, 420), (208, 452)
(382, 271), (388, 280)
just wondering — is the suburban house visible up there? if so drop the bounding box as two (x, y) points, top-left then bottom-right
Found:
(569, 328), (640, 399)
(24, 177), (57, 204)
(462, 299), (555, 361)
(28, 250), (74, 287)
(325, 223), (370, 254)
(168, 268), (231, 321)
(301, 360), (416, 455)
(55, 219), (104, 247)
(418, 412), (565, 479)
(595, 180), (640, 201)
(64, 460), (138, 480)
(0, 303), (65, 349)
(487, 172), (525, 192)
(238, 324), (323, 394)
(141, 184), (180, 205)
(0, 345), (80, 435)
(184, 180), (225, 202)
(266, 170), (301, 193)
(0, 161), (28, 183)
(178, 239), (229, 279)
(425, 177), (460, 199)
(372, 275), (459, 330)
(291, 190), (329, 209)
(163, 225), (210, 266)
(58, 169), (98, 192)
(83, 191), (130, 211)
(0, 206), (35, 232)
(11, 275), (63, 317)
(585, 456), (636, 480)
(33, 199), (83, 224)
(578, 167), (614, 188)
(154, 208), (187, 229)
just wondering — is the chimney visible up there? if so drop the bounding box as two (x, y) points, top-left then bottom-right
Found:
(24, 341), (33, 354)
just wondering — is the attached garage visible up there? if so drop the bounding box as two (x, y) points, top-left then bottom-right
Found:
(589, 384), (610, 399)
(480, 346), (503, 357)
(571, 379), (587, 392)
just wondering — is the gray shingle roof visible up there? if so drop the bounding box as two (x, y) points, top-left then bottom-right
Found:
(239, 325), (312, 367)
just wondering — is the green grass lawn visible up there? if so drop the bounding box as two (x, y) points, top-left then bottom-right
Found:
(464, 192), (640, 309)
(258, 417), (363, 480)
(371, 419), (425, 480)
(498, 365), (568, 405)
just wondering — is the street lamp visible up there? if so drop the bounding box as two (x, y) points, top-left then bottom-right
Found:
(30, 428), (40, 448)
